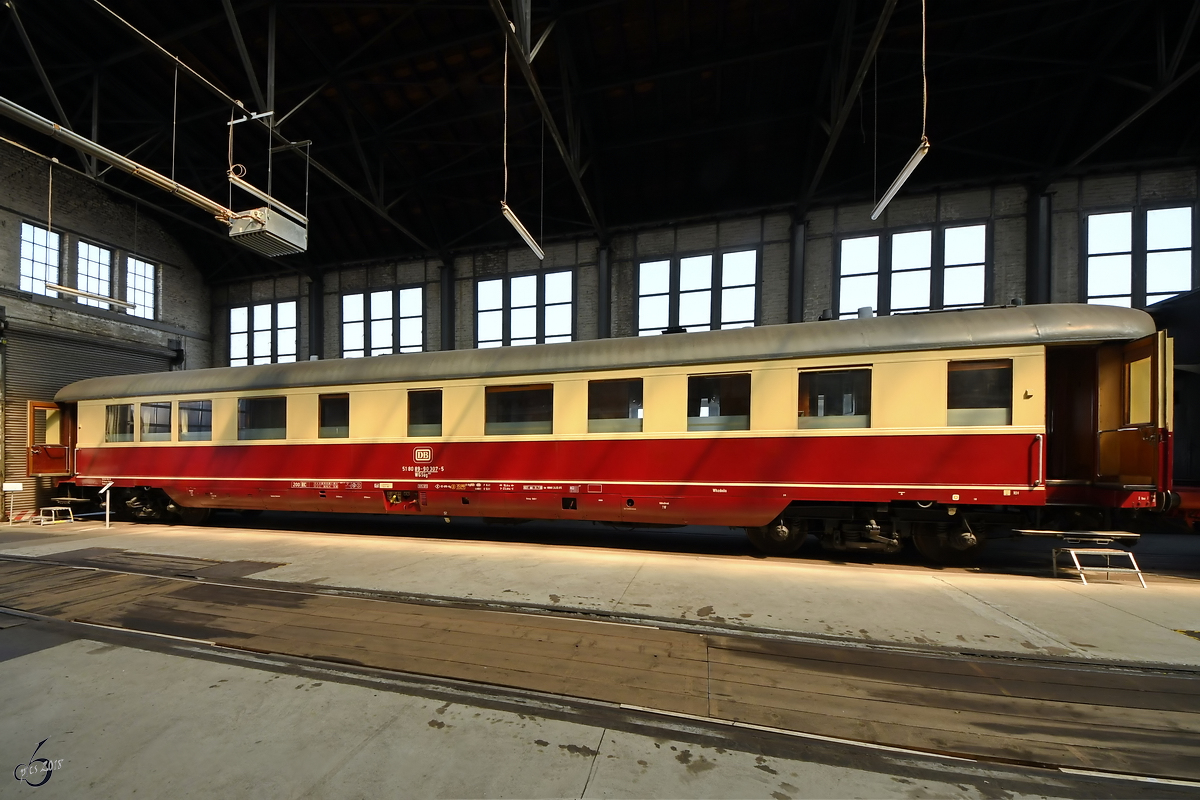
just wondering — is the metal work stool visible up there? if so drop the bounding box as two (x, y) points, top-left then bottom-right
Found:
(38, 507), (74, 526)
(1053, 547), (1146, 588)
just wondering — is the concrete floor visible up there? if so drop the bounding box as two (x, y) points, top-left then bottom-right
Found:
(0, 620), (1190, 799)
(2, 514), (1199, 798)
(2, 513), (1198, 666)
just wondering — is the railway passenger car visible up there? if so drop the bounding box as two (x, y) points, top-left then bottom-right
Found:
(32, 303), (1175, 563)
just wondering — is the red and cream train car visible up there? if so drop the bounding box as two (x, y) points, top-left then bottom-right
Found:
(35, 303), (1174, 562)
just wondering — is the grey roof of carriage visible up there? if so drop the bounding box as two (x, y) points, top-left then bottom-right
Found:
(56, 303), (1158, 402)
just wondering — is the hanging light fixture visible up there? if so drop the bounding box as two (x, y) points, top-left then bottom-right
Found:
(871, 0), (930, 221)
(501, 201), (544, 260)
(500, 20), (544, 260)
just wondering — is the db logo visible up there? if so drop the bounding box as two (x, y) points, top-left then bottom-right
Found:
(413, 447), (433, 463)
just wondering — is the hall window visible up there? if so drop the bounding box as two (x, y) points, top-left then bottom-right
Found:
(837, 224), (987, 317)
(230, 301), (297, 366)
(342, 287), (423, 358)
(637, 250), (758, 335)
(19, 222), (60, 297)
(1086, 207), (1193, 307)
(476, 271), (572, 348)
(77, 242), (112, 308)
(127, 257), (157, 320)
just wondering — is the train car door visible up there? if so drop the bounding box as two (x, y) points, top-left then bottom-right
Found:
(1097, 332), (1171, 489)
(27, 401), (73, 477)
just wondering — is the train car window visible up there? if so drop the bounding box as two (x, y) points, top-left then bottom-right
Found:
(104, 404), (134, 442)
(947, 360), (1012, 426)
(238, 397), (287, 440)
(179, 400), (212, 442)
(408, 390), (443, 436)
(319, 394), (350, 438)
(140, 402), (172, 441)
(485, 384), (553, 435)
(797, 370), (871, 428)
(687, 374), (750, 431)
(588, 379), (643, 433)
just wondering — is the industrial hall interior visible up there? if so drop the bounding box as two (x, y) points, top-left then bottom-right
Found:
(1, 1), (1200, 799)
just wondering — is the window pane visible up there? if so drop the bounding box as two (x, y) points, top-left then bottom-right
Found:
(944, 225), (986, 266)
(1088, 254), (1132, 297)
(343, 294), (364, 322)
(19, 222), (60, 297)
(478, 279), (503, 311)
(105, 404), (135, 443)
(485, 384), (553, 434)
(840, 236), (879, 276)
(319, 394), (350, 438)
(511, 306), (537, 340)
(179, 400), (212, 442)
(343, 321), (365, 352)
(370, 291), (393, 320)
(640, 260), (670, 295)
(948, 360), (1012, 426)
(544, 304), (571, 338)
(77, 242), (112, 308)
(891, 230), (931, 271)
(231, 307), (249, 333)
(253, 304), (272, 330)
(722, 251), (756, 287)
(398, 287), (422, 318)
(678, 290), (711, 327)
(277, 327), (297, 357)
(1088, 212), (1131, 255)
(890, 269), (931, 311)
(399, 317), (422, 351)
(1146, 250), (1192, 294)
(680, 255), (712, 291)
(1090, 295), (1132, 307)
(230, 332), (249, 360)
(798, 369), (870, 428)
(127, 257), (156, 319)
(277, 301), (297, 329)
(721, 285), (755, 323)
(545, 271), (572, 304)
(839, 273), (877, 316)
(409, 390), (443, 436)
(253, 330), (272, 358)
(1147, 207), (1191, 251)
(371, 319), (393, 352)
(588, 379), (643, 433)
(639, 295), (669, 332)
(140, 402), (172, 441)
(944, 264), (986, 306)
(478, 309), (503, 343)
(511, 275), (537, 307)
(238, 397), (287, 440)
(687, 374), (750, 431)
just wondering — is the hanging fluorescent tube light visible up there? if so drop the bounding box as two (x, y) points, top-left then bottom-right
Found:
(871, 137), (930, 220)
(501, 201), (545, 260)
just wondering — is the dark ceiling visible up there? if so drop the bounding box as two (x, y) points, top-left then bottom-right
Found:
(2, 0), (1199, 282)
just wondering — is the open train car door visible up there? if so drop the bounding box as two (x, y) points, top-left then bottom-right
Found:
(1097, 331), (1172, 489)
(27, 401), (73, 478)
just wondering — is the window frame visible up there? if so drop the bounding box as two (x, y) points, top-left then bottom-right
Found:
(126, 255), (158, 320)
(475, 269), (575, 348)
(76, 239), (114, 309)
(1080, 201), (1197, 308)
(833, 221), (992, 318)
(178, 400), (213, 442)
(229, 300), (299, 367)
(19, 221), (61, 298)
(635, 247), (762, 335)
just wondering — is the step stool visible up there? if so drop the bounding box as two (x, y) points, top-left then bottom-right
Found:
(38, 507), (74, 526)
(1053, 547), (1146, 588)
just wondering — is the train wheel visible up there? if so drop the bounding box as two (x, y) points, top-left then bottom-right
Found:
(911, 523), (985, 565)
(746, 518), (805, 555)
(177, 507), (211, 526)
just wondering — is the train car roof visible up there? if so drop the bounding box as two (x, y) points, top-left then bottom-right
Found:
(56, 303), (1156, 402)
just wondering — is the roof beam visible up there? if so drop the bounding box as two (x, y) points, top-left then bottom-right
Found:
(803, 0), (898, 202)
(1167, 0), (1200, 81)
(486, 0), (603, 240)
(221, 0), (267, 112)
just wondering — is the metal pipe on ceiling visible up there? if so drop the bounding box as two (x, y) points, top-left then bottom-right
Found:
(0, 94), (234, 222)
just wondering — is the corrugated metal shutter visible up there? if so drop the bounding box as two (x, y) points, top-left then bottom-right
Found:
(3, 330), (172, 514)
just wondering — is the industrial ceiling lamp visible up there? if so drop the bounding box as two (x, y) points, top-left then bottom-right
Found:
(500, 20), (544, 260)
(871, 0), (930, 221)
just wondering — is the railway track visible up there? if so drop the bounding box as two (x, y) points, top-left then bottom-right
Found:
(1, 554), (1197, 782)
